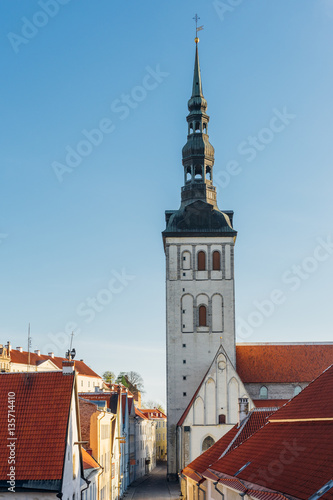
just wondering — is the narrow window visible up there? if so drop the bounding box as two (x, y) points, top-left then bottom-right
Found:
(197, 251), (206, 271)
(199, 305), (207, 326)
(213, 251), (221, 271)
(259, 386), (268, 399)
(183, 360), (186, 364)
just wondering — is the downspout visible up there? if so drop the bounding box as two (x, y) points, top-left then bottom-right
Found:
(213, 481), (224, 499)
(109, 414), (116, 500)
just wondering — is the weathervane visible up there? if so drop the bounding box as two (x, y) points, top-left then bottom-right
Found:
(193, 14), (204, 43)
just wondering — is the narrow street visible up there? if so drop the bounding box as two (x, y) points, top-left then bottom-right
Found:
(126, 463), (180, 500)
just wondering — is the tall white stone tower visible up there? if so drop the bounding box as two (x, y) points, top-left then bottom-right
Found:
(162, 40), (237, 479)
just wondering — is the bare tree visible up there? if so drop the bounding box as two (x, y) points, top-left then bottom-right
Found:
(116, 371), (145, 392)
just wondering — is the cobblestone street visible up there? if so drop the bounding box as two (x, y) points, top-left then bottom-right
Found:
(126, 463), (180, 500)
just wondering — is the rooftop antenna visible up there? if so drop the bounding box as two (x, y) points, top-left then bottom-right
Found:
(193, 13), (204, 43)
(27, 323), (32, 371)
(66, 331), (76, 361)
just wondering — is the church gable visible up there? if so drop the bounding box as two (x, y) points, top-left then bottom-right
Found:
(179, 346), (252, 428)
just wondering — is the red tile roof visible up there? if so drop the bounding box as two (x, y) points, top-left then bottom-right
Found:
(135, 407), (149, 420)
(210, 421), (333, 499)
(0, 372), (74, 481)
(207, 365), (333, 499)
(236, 343), (333, 383)
(269, 364), (333, 422)
(9, 349), (101, 378)
(82, 448), (100, 471)
(253, 399), (288, 408)
(227, 409), (277, 452)
(140, 408), (167, 419)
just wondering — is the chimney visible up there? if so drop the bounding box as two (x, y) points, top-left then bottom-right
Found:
(34, 349), (40, 356)
(6, 341), (12, 352)
(48, 352), (54, 358)
(62, 360), (75, 375)
(16, 347), (23, 352)
(238, 397), (249, 425)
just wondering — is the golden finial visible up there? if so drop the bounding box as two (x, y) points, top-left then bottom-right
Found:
(193, 14), (204, 43)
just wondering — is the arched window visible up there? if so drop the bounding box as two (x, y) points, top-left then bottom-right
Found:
(259, 386), (268, 399)
(195, 121), (200, 133)
(213, 251), (221, 271)
(194, 165), (203, 180)
(203, 122), (207, 134)
(206, 165), (211, 181)
(185, 166), (191, 183)
(199, 305), (207, 326)
(202, 436), (215, 452)
(294, 386), (302, 396)
(189, 123), (193, 134)
(197, 251), (206, 271)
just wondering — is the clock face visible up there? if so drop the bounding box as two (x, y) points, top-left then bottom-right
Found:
(218, 360), (226, 371)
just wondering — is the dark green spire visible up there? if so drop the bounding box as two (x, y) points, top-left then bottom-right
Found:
(192, 44), (203, 98)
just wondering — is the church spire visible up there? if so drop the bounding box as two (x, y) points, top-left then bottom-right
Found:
(192, 43), (203, 98)
(181, 39), (216, 207)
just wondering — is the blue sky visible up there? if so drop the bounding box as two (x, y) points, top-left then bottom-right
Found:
(1, 1), (333, 405)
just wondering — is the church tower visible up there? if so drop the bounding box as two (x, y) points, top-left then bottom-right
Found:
(162, 39), (237, 479)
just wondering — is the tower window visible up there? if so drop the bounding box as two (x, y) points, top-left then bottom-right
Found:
(183, 392), (187, 396)
(185, 166), (191, 182)
(199, 305), (207, 326)
(189, 123), (193, 134)
(197, 251), (206, 271)
(203, 122), (207, 134)
(183, 360), (186, 364)
(206, 166), (211, 181)
(195, 121), (200, 133)
(213, 251), (221, 271)
(194, 165), (203, 180)
(183, 376), (187, 380)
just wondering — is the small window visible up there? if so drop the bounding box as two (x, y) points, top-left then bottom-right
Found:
(294, 386), (302, 396)
(199, 305), (207, 327)
(213, 251), (221, 271)
(183, 392), (187, 396)
(183, 376), (187, 380)
(183, 344), (186, 347)
(183, 272), (186, 276)
(183, 360), (186, 364)
(219, 414), (226, 424)
(259, 386), (268, 399)
(197, 251), (206, 271)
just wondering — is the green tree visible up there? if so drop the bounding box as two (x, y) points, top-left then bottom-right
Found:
(102, 371), (116, 384)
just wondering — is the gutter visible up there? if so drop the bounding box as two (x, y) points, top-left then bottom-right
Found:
(213, 481), (224, 499)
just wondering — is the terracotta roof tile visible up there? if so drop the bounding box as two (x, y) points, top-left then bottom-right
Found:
(269, 364), (333, 421)
(253, 399), (288, 408)
(236, 343), (333, 383)
(210, 421), (333, 499)
(10, 349), (101, 378)
(228, 409), (277, 452)
(0, 372), (74, 481)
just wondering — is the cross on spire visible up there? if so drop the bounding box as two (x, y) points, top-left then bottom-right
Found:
(193, 14), (204, 43)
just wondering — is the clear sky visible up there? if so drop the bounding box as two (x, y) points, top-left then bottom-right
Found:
(1, 1), (333, 406)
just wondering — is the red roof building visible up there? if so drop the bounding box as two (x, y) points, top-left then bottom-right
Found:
(0, 370), (84, 497)
(203, 364), (333, 499)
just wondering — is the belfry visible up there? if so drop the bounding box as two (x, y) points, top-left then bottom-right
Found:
(162, 37), (237, 479)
